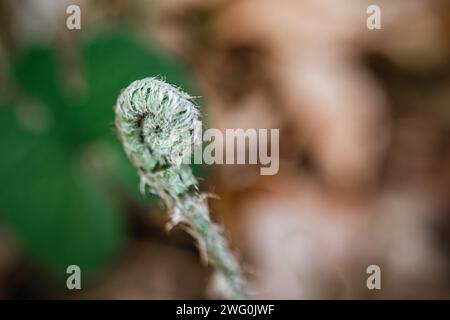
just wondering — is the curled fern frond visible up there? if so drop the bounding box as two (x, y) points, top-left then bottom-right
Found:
(115, 78), (247, 299)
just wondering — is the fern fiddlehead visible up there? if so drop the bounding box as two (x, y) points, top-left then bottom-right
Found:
(115, 78), (247, 299)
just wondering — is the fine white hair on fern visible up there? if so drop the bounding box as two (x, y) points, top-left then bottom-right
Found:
(115, 77), (247, 299)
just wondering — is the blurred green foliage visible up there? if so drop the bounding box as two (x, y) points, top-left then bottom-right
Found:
(0, 30), (195, 280)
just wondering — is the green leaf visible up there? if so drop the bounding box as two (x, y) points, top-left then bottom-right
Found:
(0, 106), (124, 277)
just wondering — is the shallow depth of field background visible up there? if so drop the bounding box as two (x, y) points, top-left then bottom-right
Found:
(0, 0), (449, 299)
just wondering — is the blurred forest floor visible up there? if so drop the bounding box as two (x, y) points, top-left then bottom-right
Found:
(0, 0), (449, 299)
